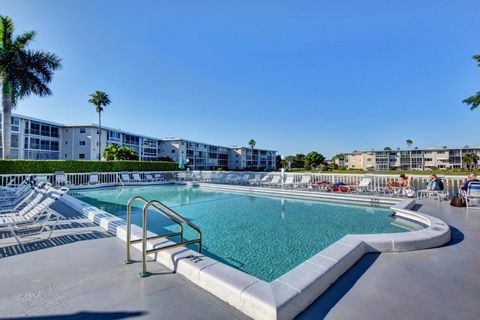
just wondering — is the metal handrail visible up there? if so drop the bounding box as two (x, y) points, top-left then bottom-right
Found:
(124, 196), (184, 264)
(139, 200), (202, 277)
(125, 196), (202, 277)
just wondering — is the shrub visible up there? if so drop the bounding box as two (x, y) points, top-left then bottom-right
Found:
(0, 160), (178, 174)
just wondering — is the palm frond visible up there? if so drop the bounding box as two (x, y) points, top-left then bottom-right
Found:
(473, 54), (480, 67)
(14, 30), (36, 48)
(0, 16), (15, 47)
(462, 92), (480, 110)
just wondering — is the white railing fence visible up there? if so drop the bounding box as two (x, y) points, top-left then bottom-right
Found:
(187, 171), (467, 196)
(0, 171), (180, 187)
(0, 170), (468, 196)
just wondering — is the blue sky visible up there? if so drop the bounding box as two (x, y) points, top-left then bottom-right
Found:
(2, 0), (480, 157)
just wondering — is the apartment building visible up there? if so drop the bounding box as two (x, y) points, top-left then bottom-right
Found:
(343, 147), (480, 171)
(0, 114), (63, 160)
(158, 138), (230, 170)
(0, 113), (277, 170)
(228, 147), (277, 171)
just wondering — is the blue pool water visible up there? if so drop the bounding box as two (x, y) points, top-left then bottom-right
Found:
(72, 185), (421, 281)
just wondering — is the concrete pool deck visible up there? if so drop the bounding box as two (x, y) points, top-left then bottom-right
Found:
(0, 198), (478, 319)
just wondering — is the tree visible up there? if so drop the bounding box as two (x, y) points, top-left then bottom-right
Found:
(0, 16), (61, 159)
(305, 151), (325, 170)
(116, 146), (138, 160)
(103, 144), (118, 160)
(462, 152), (479, 170)
(463, 54), (480, 111)
(248, 139), (256, 170)
(384, 147), (392, 151)
(406, 139), (413, 169)
(89, 91), (111, 160)
(275, 155), (283, 170)
(285, 154), (305, 168)
(406, 139), (413, 149)
(102, 144), (138, 161)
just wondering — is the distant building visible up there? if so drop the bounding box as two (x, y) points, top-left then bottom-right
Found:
(342, 147), (480, 171)
(0, 113), (276, 170)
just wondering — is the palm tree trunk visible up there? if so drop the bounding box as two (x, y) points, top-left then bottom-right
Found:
(98, 111), (102, 160)
(2, 89), (12, 159)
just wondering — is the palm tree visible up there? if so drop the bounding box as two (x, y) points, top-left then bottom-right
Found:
(0, 16), (61, 159)
(463, 54), (480, 111)
(406, 139), (413, 169)
(463, 152), (479, 170)
(248, 139), (256, 170)
(406, 139), (413, 149)
(88, 91), (111, 160)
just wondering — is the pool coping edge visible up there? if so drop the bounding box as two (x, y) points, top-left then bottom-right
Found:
(60, 185), (451, 320)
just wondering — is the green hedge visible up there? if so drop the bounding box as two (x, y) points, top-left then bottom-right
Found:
(0, 160), (179, 174)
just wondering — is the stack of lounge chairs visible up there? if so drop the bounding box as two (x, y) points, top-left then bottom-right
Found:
(0, 181), (69, 244)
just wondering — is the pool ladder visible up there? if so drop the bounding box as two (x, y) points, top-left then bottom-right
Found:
(124, 196), (202, 277)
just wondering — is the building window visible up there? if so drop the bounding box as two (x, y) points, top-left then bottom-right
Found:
(79, 128), (86, 133)
(79, 141), (86, 146)
(171, 149), (175, 153)
(79, 153), (85, 159)
(65, 154), (67, 158)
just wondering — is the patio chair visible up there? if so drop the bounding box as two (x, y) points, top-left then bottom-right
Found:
(211, 173), (225, 183)
(296, 175), (311, 189)
(263, 175), (282, 187)
(0, 180), (32, 200)
(249, 174), (262, 186)
(417, 178), (448, 201)
(223, 174), (235, 184)
(132, 172), (144, 183)
(0, 190), (67, 244)
(257, 175), (271, 186)
(353, 177), (373, 193)
(0, 183), (51, 214)
(283, 175), (295, 188)
(54, 171), (71, 186)
(120, 172), (131, 183)
(239, 174), (251, 185)
(153, 173), (165, 181)
(463, 181), (480, 210)
(144, 173), (155, 182)
(88, 173), (99, 185)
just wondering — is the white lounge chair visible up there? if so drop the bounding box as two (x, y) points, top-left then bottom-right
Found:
(88, 173), (99, 185)
(283, 175), (295, 188)
(463, 181), (480, 210)
(353, 177), (373, 193)
(249, 174), (262, 186)
(239, 174), (250, 185)
(54, 171), (71, 186)
(0, 188), (68, 244)
(264, 175), (281, 187)
(296, 175), (311, 189)
(153, 173), (165, 181)
(0, 180), (32, 201)
(120, 172), (131, 183)
(132, 172), (143, 183)
(144, 173), (155, 182)
(211, 173), (225, 183)
(0, 183), (51, 214)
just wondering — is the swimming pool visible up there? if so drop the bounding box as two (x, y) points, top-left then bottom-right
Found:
(72, 184), (422, 281)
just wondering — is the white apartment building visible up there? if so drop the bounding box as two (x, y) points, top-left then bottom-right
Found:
(343, 147), (480, 171)
(0, 113), (277, 170)
(228, 147), (277, 171)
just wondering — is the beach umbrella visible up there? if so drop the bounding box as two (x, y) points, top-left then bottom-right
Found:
(179, 156), (185, 170)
